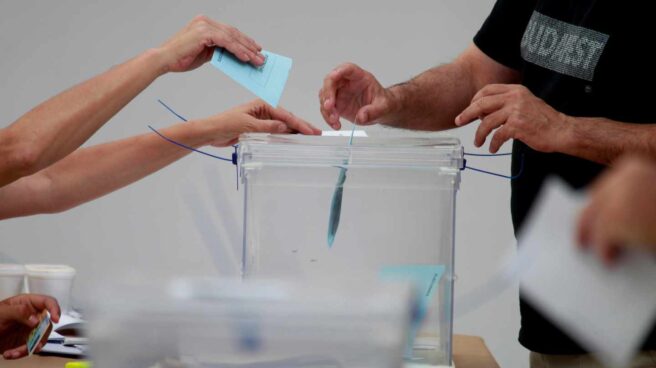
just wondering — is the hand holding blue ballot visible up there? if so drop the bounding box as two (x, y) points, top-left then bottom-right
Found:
(211, 48), (293, 107)
(159, 15), (266, 72)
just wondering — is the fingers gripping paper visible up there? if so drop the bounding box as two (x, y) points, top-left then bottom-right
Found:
(211, 48), (292, 107)
(518, 179), (656, 367)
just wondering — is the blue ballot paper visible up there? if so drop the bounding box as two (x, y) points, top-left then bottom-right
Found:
(326, 127), (357, 248)
(327, 166), (347, 247)
(380, 265), (445, 318)
(211, 48), (293, 107)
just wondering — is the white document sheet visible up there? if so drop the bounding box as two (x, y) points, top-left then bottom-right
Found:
(518, 178), (656, 367)
(322, 130), (368, 137)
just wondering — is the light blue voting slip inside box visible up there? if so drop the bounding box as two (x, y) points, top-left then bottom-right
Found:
(380, 265), (445, 317)
(211, 48), (292, 107)
(380, 265), (446, 358)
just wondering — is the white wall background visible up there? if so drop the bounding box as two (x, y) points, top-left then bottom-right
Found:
(0, 1), (527, 366)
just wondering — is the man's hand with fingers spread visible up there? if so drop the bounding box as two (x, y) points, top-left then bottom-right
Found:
(318, 63), (397, 130)
(0, 294), (60, 360)
(455, 84), (571, 154)
(157, 15), (265, 74)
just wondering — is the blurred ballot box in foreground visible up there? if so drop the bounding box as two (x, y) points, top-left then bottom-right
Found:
(87, 278), (414, 368)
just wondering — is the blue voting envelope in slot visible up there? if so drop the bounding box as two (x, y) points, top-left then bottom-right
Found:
(211, 48), (293, 107)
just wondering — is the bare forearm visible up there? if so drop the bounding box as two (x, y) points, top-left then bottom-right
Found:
(380, 44), (521, 132)
(381, 62), (477, 131)
(563, 117), (656, 165)
(0, 98), (322, 220)
(0, 122), (209, 219)
(0, 50), (167, 184)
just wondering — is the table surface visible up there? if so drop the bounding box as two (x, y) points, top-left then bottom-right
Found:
(0, 334), (500, 368)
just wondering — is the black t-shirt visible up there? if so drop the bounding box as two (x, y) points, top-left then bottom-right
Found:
(474, 0), (656, 355)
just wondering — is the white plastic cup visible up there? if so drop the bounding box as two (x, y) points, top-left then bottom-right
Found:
(25, 264), (76, 313)
(0, 264), (25, 300)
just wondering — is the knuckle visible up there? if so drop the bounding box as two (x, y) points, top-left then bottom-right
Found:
(17, 304), (29, 315)
(511, 89), (522, 99)
(194, 23), (210, 36)
(223, 32), (236, 44)
(193, 14), (208, 23)
(519, 87), (531, 97)
(476, 97), (487, 110)
(245, 122), (257, 132)
(226, 26), (238, 37)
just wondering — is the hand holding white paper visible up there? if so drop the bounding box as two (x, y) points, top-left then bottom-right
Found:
(518, 178), (656, 367)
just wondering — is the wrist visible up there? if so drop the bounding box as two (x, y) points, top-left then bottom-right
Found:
(144, 48), (171, 77)
(188, 117), (222, 147)
(559, 114), (580, 154)
(380, 85), (405, 124)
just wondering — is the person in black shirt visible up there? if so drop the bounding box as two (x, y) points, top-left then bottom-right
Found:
(318, 0), (656, 366)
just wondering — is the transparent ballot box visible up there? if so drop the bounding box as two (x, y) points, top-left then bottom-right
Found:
(239, 134), (463, 367)
(89, 279), (413, 368)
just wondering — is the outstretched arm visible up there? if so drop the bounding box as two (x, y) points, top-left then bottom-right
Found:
(0, 101), (320, 220)
(0, 16), (264, 187)
(319, 43), (520, 131)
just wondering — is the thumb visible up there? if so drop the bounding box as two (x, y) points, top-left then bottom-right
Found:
(355, 97), (389, 125)
(3, 305), (38, 328)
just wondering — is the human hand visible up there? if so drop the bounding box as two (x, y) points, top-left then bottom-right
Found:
(157, 15), (265, 73)
(319, 63), (396, 130)
(0, 294), (60, 360)
(577, 156), (656, 265)
(455, 84), (571, 154)
(195, 100), (322, 147)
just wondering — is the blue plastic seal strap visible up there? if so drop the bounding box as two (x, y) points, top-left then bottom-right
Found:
(149, 99), (240, 189)
(462, 152), (525, 180)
